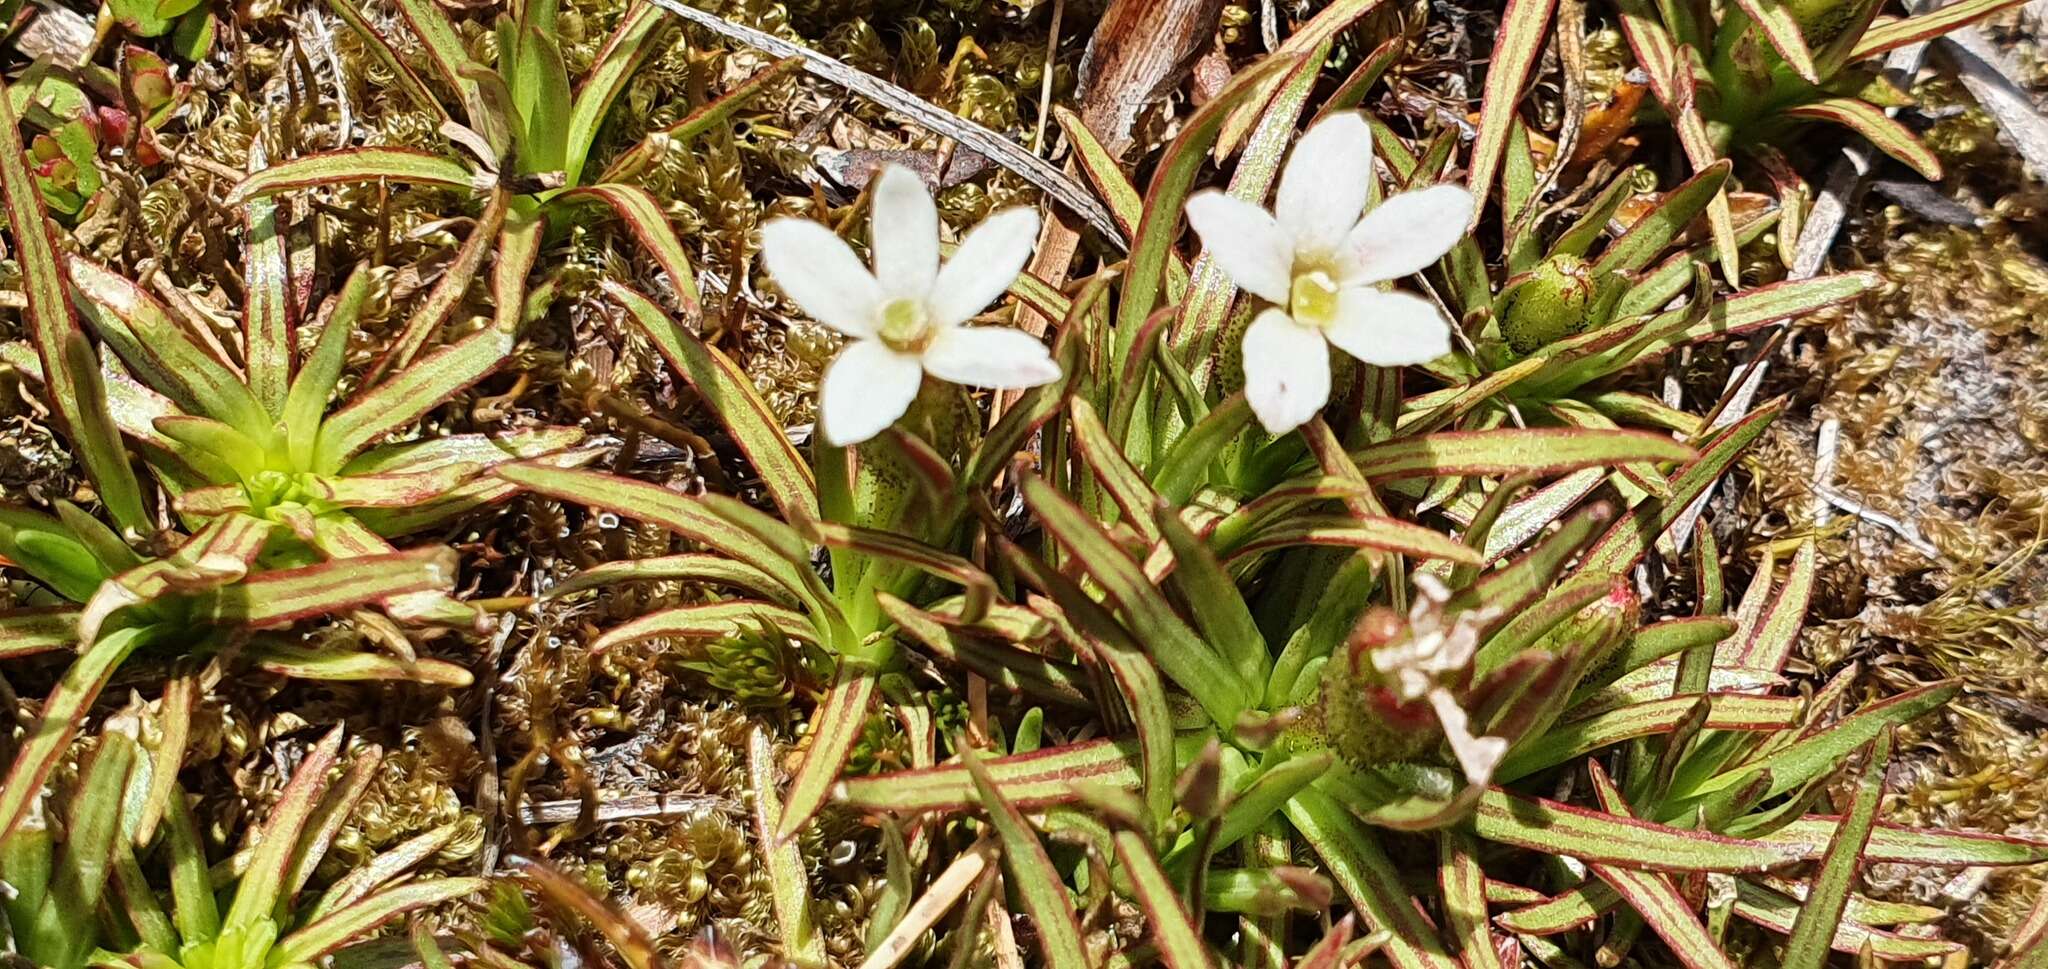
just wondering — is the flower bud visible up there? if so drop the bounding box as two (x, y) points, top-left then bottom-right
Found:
(1312, 608), (1440, 767)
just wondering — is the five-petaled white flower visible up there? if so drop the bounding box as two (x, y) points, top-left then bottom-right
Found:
(1186, 112), (1474, 434)
(759, 164), (1060, 446)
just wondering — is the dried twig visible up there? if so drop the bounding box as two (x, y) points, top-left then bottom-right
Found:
(641, 0), (1122, 244)
(517, 791), (738, 826)
(1938, 26), (2048, 185)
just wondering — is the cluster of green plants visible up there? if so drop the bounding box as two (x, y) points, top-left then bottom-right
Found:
(2, 0), (2046, 965)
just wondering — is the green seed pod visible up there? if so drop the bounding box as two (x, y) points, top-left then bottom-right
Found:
(1553, 579), (1645, 690)
(1500, 254), (1618, 354)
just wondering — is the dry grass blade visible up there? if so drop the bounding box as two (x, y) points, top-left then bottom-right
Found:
(857, 838), (998, 969)
(639, 0), (1120, 243)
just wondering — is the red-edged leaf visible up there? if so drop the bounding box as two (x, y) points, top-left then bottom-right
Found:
(606, 279), (813, 519)
(748, 727), (826, 964)
(1466, 0), (1558, 223)
(1286, 788), (1460, 969)
(243, 149), (296, 415)
(1781, 730), (1892, 969)
(369, 188), (508, 381)
(777, 663), (878, 839)
(556, 184), (702, 308)
(1783, 98), (1942, 179)
(227, 148), (477, 202)
(963, 744), (1092, 968)
(600, 56), (802, 183)
(592, 601), (817, 652)
(1473, 788), (1809, 872)
(1582, 764), (1738, 969)
(836, 738), (1140, 815)
(313, 322), (514, 470)
(1848, 0), (2030, 62)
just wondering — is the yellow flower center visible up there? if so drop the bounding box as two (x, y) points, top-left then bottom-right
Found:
(1289, 270), (1340, 328)
(877, 297), (933, 352)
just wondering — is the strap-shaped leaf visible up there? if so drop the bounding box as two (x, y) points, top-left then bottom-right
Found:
(1582, 764), (1739, 969)
(0, 609), (75, 659)
(244, 641), (474, 684)
(515, 860), (663, 969)
(1439, 831), (1504, 969)
(219, 726), (343, 937)
(270, 877), (486, 966)
(68, 257), (269, 437)
(1729, 0), (1820, 82)
(1782, 98), (1942, 179)
(562, 1), (667, 186)
(1466, 0), (1558, 224)
(0, 625), (156, 844)
(1577, 400), (1783, 578)
(600, 56), (803, 184)
(1781, 730), (1892, 969)
(607, 279), (813, 518)
(877, 593), (1092, 711)
(320, 0), (447, 120)
(544, 552), (796, 606)
(1733, 879), (1962, 961)
(837, 737), (1141, 815)
(554, 184), (702, 307)
(344, 427), (585, 475)
(387, 0), (486, 120)
(1756, 817), (2048, 867)
(1615, 0), (1741, 283)
(1848, 0), (2030, 63)
(1502, 692), (1798, 782)
(1472, 788), (1809, 872)
(777, 662), (879, 839)
(1591, 160), (1733, 277)
(314, 319), (514, 470)
(1114, 825), (1217, 969)
(243, 149), (295, 416)
(0, 94), (152, 535)
(285, 266), (373, 469)
(1053, 105), (1145, 244)
(494, 464), (826, 614)
(963, 745), (1092, 968)
(1670, 680), (1957, 810)
(1069, 397), (1162, 541)
(1353, 428), (1694, 480)
(1286, 788), (1460, 969)
(748, 727), (826, 964)
(592, 601), (817, 652)
(1022, 474), (1247, 725)
(202, 546), (459, 629)
(370, 188), (508, 382)
(228, 148), (477, 203)
(80, 513), (275, 643)
(1225, 514), (1482, 566)
(1212, 0), (1384, 158)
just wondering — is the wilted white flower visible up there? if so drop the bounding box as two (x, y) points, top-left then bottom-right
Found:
(1372, 575), (1507, 787)
(759, 164), (1059, 446)
(1185, 112), (1473, 434)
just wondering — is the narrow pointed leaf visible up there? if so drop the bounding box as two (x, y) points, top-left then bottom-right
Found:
(557, 184), (702, 306)
(777, 662), (878, 839)
(1783, 98), (1942, 179)
(964, 745), (1091, 968)
(836, 738), (1140, 815)
(1472, 788), (1809, 871)
(1782, 731), (1892, 969)
(1467, 0), (1558, 222)
(314, 321), (514, 470)
(228, 149), (477, 202)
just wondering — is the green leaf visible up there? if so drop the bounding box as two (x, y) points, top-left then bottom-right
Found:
(1782, 98), (1942, 179)
(555, 184), (702, 307)
(1758, 817), (2048, 867)
(1114, 826), (1218, 969)
(544, 552), (796, 606)
(963, 745), (1092, 969)
(1225, 514), (1482, 566)
(1354, 428), (1694, 480)
(1732, 880), (1962, 961)
(777, 663), (878, 839)
(561, 2), (666, 187)
(877, 594), (1092, 711)
(1499, 693), (1801, 782)
(1439, 831), (1504, 969)
(494, 464), (828, 616)
(1022, 475), (1248, 725)
(202, 546), (461, 630)
(227, 148), (476, 202)
(1068, 397), (1162, 541)
(1151, 393), (1253, 504)
(1472, 788), (1809, 871)
(1671, 680), (1957, 809)
(30, 729), (135, 968)
(243, 641), (474, 684)
(1590, 160), (1733, 277)
(747, 727), (826, 965)
(1576, 400), (1783, 578)
(67, 257), (272, 439)
(1286, 788), (1460, 969)
(0, 609), (76, 659)
(271, 878), (487, 966)
(1053, 105), (1145, 246)
(599, 56), (803, 184)
(370, 189), (508, 382)
(388, 0), (487, 121)
(1115, 55), (1301, 358)
(284, 265), (373, 470)
(1466, 0), (1558, 224)
(343, 427), (585, 475)
(1848, 0), (2029, 62)
(514, 860), (663, 969)
(314, 321), (515, 470)
(1213, 0), (1384, 157)
(78, 513), (275, 643)
(220, 726), (343, 937)
(242, 166), (295, 417)
(511, 26), (573, 176)
(1156, 504), (1268, 689)
(1730, 0), (1820, 82)
(1782, 730), (1892, 969)
(592, 600), (816, 652)
(319, 0), (448, 121)
(0, 504), (110, 603)
(1580, 764), (1739, 969)
(608, 279), (813, 519)
(837, 738), (1141, 815)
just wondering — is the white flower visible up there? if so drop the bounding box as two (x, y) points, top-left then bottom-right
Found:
(759, 165), (1060, 446)
(1185, 112), (1474, 434)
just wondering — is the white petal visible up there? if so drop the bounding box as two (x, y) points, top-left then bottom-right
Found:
(759, 218), (883, 337)
(1184, 191), (1294, 305)
(922, 326), (1061, 389)
(1276, 113), (1376, 255)
(1241, 307), (1331, 434)
(1428, 688), (1507, 788)
(1337, 184), (1476, 285)
(926, 207), (1040, 328)
(819, 339), (923, 446)
(870, 164), (940, 299)
(1323, 288), (1452, 367)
